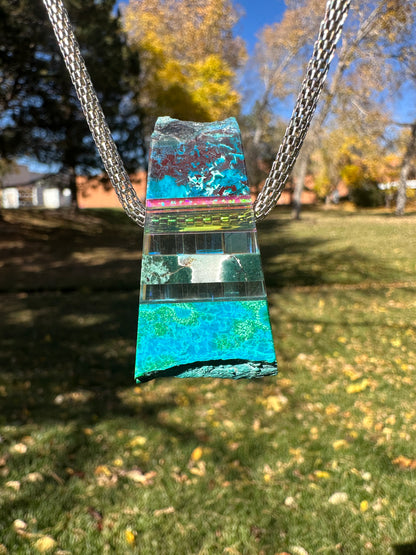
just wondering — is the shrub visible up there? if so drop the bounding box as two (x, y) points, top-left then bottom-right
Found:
(349, 180), (385, 207)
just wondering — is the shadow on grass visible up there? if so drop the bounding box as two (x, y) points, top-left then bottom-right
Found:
(394, 541), (416, 554)
(257, 215), (392, 289)
(0, 208), (400, 427)
(2, 207), (415, 553)
(0, 208), (143, 293)
(0, 291), (142, 423)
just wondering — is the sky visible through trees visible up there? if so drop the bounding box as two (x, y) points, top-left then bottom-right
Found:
(116, 0), (414, 121)
(8, 0), (416, 212)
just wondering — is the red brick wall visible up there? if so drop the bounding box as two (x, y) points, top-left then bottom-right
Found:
(76, 171), (147, 209)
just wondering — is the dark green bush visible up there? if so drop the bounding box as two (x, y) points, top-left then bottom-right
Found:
(349, 180), (385, 207)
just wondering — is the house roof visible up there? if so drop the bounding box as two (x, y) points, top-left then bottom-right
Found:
(1, 165), (47, 188)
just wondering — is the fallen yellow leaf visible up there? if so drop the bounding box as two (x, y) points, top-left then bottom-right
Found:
(309, 427), (319, 439)
(94, 465), (112, 477)
(325, 404), (340, 415)
(33, 536), (57, 553)
(314, 470), (330, 479)
(125, 529), (136, 545)
(347, 379), (369, 394)
(392, 455), (416, 470)
(128, 436), (147, 447)
(265, 394), (288, 413)
(332, 439), (348, 450)
(190, 446), (203, 462)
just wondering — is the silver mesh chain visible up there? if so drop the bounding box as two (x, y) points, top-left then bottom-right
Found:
(42, 0), (146, 226)
(41, 0), (350, 227)
(253, 0), (351, 221)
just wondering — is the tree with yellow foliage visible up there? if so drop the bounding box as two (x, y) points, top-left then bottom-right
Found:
(251, 0), (324, 148)
(312, 122), (400, 206)
(251, 0), (416, 217)
(123, 0), (245, 135)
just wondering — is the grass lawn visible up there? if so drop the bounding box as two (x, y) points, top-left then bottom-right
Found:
(0, 207), (415, 554)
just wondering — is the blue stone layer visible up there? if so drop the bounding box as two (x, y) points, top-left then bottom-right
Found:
(147, 117), (249, 199)
(135, 299), (277, 381)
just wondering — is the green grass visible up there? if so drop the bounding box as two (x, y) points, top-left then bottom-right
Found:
(0, 207), (415, 554)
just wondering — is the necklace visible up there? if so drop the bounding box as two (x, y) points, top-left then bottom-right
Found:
(136, 116), (277, 382)
(41, 0), (351, 382)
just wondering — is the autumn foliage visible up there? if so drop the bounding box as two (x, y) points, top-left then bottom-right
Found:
(123, 0), (245, 129)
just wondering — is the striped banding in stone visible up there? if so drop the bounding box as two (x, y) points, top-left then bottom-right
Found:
(140, 280), (266, 303)
(146, 195), (252, 209)
(144, 206), (255, 233)
(143, 231), (259, 256)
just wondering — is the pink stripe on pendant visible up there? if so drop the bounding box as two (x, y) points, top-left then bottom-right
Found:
(146, 195), (252, 209)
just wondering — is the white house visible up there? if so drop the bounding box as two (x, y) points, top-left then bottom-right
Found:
(1, 165), (72, 209)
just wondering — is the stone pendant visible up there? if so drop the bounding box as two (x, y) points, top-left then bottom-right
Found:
(135, 117), (277, 382)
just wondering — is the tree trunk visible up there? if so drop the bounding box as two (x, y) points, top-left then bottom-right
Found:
(253, 125), (263, 147)
(67, 166), (79, 211)
(396, 122), (416, 217)
(396, 164), (409, 217)
(292, 154), (309, 220)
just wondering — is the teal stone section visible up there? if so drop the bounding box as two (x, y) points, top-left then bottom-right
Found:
(135, 117), (277, 382)
(146, 118), (249, 199)
(136, 300), (276, 382)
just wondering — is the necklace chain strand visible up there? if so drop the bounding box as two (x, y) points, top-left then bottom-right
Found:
(42, 0), (146, 226)
(41, 0), (350, 227)
(253, 0), (351, 221)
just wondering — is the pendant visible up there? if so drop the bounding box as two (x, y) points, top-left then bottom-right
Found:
(135, 117), (277, 382)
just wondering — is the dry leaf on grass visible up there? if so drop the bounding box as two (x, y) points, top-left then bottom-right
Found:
(94, 465), (112, 477)
(264, 394), (288, 413)
(33, 536), (57, 553)
(392, 455), (416, 469)
(328, 492), (349, 505)
(125, 529), (136, 545)
(190, 446), (203, 461)
(25, 472), (44, 483)
(123, 469), (157, 485)
(13, 519), (27, 532)
(10, 443), (27, 455)
(5, 481), (20, 491)
(153, 506), (175, 517)
(128, 436), (147, 448)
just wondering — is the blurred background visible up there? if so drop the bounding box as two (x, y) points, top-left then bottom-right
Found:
(2, 0), (416, 215)
(0, 1), (416, 554)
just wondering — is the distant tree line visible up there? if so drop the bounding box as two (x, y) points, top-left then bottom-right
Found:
(1, 0), (416, 215)
(0, 0), (144, 208)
